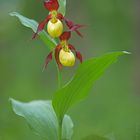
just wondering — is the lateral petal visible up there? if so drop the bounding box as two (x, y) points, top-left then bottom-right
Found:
(68, 44), (83, 63)
(57, 13), (64, 21)
(64, 18), (84, 37)
(55, 45), (63, 69)
(76, 51), (83, 63)
(43, 51), (53, 71)
(32, 15), (51, 39)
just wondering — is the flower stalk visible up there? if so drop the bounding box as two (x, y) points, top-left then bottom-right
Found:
(57, 65), (62, 89)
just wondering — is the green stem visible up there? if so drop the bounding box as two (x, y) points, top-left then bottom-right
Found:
(56, 66), (63, 140)
(58, 119), (62, 140)
(57, 66), (62, 89)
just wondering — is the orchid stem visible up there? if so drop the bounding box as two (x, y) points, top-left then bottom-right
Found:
(57, 66), (62, 89)
(57, 66), (63, 140)
(58, 119), (62, 140)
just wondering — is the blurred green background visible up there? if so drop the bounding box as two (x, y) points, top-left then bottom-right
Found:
(0, 0), (140, 140)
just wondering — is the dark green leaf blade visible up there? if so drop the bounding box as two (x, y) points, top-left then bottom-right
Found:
(58, 0), (66, 16)
(52, 51), (129, 119)
(10, 99), (59, 140)
(10, 12), (56, 50)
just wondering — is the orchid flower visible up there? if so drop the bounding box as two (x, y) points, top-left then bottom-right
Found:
(44, 31), (83, 70)
(33, 0), (84, 39)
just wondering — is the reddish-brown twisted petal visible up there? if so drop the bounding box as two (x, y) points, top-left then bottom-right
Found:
(55, 45), (63, 69)
(60, 31), (71, 41)
(75, 30), (83, 38)
(76, 51), (83, 63)
(64, 18), (84, 37)
(64, 18), (74, 28)
(70, 24), (85, 31)
(43, 51), (53, 71)
(68, 44), (83, 63)
(32, 15), (51, 39)
(57, 13), (64, 21)
(68, 44), (76, 51)
(44, 0), (59, 11)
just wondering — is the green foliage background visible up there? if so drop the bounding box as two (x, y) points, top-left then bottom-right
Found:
(0, 0), (139, 140)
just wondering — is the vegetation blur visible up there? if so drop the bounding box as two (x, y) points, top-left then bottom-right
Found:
(0, 0), (139, 140)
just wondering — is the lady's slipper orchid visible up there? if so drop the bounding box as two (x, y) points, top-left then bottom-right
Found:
(33, 0), (84, 39)
(44, 31), (83, 70)
(33, 0), (64, 38)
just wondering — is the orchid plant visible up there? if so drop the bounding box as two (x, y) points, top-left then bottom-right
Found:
(10, 0), (128, 140)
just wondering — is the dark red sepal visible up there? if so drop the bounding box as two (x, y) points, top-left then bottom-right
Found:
(75, 30), (83, 38)
(32, 15), (51, 39)
(76, 51), (83, 63)
(70, 24), (84, 31)
(43, 51), (53, 71)
(44, 0), (59, 11)
(64, 18), (84, 37)
(57, 13), (64, 21)
(55, 45), (63, 69)
(64, 19), (74, 28)
(68, 44), (83, 63)
(60, 31), (71, 41)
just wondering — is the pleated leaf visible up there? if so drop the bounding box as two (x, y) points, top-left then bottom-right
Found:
(10, 99), (59, 140)
(10, 99), (74, 140)
(10, 12), (56, 50)
(52, 51), (129, 120)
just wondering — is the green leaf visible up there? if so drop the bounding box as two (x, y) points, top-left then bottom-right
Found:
(10, 99), (74, 140)
(10, 99), (59, 140)
(62, 115), (74, 140)
(58, 0), (66, 16)
(10, 12), (57, 50)
(52, 51), (129, 120)
(82, 134), (109, 140)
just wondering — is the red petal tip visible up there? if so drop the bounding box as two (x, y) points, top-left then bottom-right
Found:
(75, 30), (83, 38)
(44, 0), (59, 11)
(76, 51), (83, 63)
(32, 33), (38, 39)
(43, 52), (53, 71)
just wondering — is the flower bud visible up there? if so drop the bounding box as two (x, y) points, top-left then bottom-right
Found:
(59, 49), (75, 67)
(47, 19), (63, 38)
